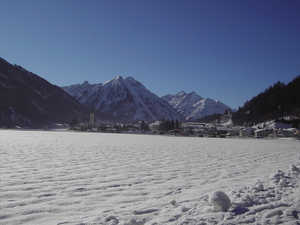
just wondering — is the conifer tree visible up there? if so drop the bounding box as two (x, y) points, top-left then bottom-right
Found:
(175, 119), (179, 129)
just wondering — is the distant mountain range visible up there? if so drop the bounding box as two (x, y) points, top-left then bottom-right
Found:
(61, 77), (231, 122)
(162, 91), (231, 121)
(0, 57), (233, 126)
(9, 57), (298, 128)
(61, 76), (184, 122)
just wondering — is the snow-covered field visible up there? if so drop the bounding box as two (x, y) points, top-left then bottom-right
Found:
(1, 130), (300, 225)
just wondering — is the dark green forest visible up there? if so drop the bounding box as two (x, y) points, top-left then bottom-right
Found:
(232, 75), (300, 127)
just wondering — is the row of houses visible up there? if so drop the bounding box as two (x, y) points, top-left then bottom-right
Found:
(253, 127), (299, 138)
(67, 108), (300, 139)
(166, 121), (299, 138)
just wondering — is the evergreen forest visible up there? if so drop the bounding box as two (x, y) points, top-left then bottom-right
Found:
(232, 75), (300, 127)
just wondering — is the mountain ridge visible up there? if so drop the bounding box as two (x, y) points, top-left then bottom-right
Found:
(61, 76), (184, 122)
(62, 78), (232, 122)
(0, 58), (115, 127)
(0, 57), (232, 126)
(2, 57), (299, 127)
(162, 91), (231, 121)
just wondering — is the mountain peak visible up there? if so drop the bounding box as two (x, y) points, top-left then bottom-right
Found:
(162, 91), (230, 121)
(62, 75), (231, 122)
(114, 75), (123, 80)
(186, 91), (203, 99)
(62, 76), (183, 122)
(178, 91), (186, 95)
(81, 80), (91, 88)
(103, 75), (124, 86)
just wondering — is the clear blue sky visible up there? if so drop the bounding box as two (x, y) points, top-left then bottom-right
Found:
(1, 0), (300, 108)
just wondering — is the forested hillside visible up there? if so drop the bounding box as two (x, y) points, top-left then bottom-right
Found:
(0, 58), (115, 127)
(232, 75), (300, 126)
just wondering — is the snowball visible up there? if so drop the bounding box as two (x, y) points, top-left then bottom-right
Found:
(257, 183), (264, 191)
(209, 191), (232, 212)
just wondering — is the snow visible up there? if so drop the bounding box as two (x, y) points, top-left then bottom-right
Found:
(209, 191), (232, 212)
(62, 76), (182, 122)
(1, 130), (300, 225)
(162, 92), (231, 121)
(162, 91), (203, 112)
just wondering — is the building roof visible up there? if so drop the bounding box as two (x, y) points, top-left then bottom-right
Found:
(168, 129), (182, 133)
(266, 122), (293, 129)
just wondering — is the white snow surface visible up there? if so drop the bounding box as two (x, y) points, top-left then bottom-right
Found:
(1, 130), (300, 225)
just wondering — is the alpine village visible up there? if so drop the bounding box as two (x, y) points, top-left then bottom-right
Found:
(1, 58), (299, 139)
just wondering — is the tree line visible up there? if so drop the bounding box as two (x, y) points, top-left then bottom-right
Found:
(159, 118), (180, 131)
(232, 75), (300, 127)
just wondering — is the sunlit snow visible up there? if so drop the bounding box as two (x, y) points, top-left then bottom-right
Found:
(1, 130), (299, 224)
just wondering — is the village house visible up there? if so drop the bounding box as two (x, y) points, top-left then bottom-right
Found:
(254, 128), (272, 138)
(282, 128), (296, 137)
(168, 129), (182, 136)
(181, 122), (205, 129)
(149, 121), (161, 131)
(208, 126), (217, 137)
(239, 127), (256, 137)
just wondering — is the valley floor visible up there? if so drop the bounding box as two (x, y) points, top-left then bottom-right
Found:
(0, 130), (300, 225)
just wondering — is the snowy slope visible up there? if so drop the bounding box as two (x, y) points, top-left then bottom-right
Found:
(162, 91), (203, 111)
(62, 76), (183, 122)
(61, 81), (100, 99)
(162, 92), (231, 121)
(1, 130), (300, 225)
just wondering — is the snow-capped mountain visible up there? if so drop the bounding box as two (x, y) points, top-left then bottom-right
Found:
(60, 81), (101, 102)
(162, 91), (231, 121)
(61, 76), (183, 122)
(162, 91), (204, 112)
